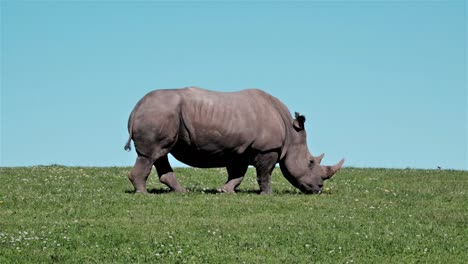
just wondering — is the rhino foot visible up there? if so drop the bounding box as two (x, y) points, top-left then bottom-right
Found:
(173, 187), (188, 193)
(217, 187), (236, 194)
(160, 172), (187, 193)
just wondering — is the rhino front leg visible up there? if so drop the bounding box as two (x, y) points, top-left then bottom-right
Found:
(218, 163), (248, 193)
(154, 155), (187, 193)
(257, 170), (273, 195)
(254, 152), (279, 195)
(129, 156), (154, 193)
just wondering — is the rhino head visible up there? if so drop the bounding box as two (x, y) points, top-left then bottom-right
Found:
(279, 113), (345, 194)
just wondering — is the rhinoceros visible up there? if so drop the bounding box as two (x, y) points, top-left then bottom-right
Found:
(124, 87), (344, 194)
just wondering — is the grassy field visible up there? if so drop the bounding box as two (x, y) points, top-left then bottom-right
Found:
(0, 166), (467, 263)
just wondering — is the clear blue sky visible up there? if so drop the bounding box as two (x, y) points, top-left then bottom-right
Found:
(1, 1), (466, 170)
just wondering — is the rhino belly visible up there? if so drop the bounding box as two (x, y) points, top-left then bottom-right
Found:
(170, 140), (234, 168)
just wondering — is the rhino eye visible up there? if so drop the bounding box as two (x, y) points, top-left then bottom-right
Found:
(309, 160), (314, 167)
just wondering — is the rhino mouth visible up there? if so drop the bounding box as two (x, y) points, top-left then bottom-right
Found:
(298, 183), (321, 194)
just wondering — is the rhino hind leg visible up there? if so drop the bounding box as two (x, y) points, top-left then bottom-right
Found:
(129, 156), (154, 193)
(218, 163), (248, 193)
(154, 155), (187, 193)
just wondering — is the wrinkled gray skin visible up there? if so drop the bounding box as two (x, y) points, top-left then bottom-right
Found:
(125, 87), (344, 194)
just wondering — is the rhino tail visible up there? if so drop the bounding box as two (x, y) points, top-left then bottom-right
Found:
(124, 135), (132, 152)
(124, 110), (135, 152)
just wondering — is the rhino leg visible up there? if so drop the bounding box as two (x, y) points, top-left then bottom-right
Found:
(155, 155), (187, 193)
(129, 156), (154, 193)
(254, 152), (279, 195)
(218, 163), (248, 193)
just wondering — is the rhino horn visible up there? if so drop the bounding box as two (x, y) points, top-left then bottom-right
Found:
(323, 159), (345, 179)
(316, 153), (325, 164)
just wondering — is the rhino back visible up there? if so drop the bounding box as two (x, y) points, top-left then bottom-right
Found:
(176, 87), (287, 153)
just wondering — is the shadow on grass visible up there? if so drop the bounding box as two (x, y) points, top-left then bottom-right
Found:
(147, 188), (172, 194)
(124, 188), (258, 195)
(124, 188), (172, 194)
(190, 188), (260, 195)
(197, 189), (304, 195)
(125, 188), (302, 195)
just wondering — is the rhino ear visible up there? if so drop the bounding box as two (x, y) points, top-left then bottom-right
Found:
(316, 153), (325, 164)
(293, 112), (306, 130)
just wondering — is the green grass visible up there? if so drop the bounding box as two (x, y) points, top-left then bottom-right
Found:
(0, 166), (467, 263)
